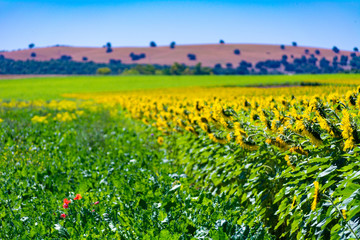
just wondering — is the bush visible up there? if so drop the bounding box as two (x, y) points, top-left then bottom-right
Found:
(315, 49), (320, 55)
(150, 41), (157, 47)
(280, 45), (285, 50)
(29, 43), (35, 49)
(292, 42), (297, 47)
(219, 39), (225, 44)
(82, 57), (88, 61)
(170, 42), (176, 49)
(234, 49), (240, 55)
(96, 67), (111, 75)
(30, 52), (36, 58)
(106, 48), (113, 53)
(304, 49), (309, 54)
(354, 47), (358, 52)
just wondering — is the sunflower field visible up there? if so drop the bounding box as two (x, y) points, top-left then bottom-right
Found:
(1, 75), (360, 239)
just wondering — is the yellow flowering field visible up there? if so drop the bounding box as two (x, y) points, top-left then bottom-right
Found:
(67, 82), (360, 239)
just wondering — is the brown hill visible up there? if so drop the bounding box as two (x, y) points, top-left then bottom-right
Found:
(1, 44), (353, 67)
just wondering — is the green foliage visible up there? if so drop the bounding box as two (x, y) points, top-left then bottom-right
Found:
(0, 105), (274, 239)
(96, 67), (111, 75)
(0, 74), (360, 100)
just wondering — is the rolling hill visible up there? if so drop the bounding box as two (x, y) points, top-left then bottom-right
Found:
(1, 44), (354, 67)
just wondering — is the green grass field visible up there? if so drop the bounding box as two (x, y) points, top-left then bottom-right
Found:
(1, 74), (359, 100)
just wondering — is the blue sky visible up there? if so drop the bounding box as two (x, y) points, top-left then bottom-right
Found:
(0, 0), (359, 51)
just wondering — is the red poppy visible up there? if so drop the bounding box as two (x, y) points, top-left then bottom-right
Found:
(63, 203), (69, 209)
(60, 214), (66, 219)
(94, 201), (99, 205)
(74, 194), (82, 200)
(63, 198), (71, 205)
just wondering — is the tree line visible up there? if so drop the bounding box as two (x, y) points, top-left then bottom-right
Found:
(0, 53), (359, 75)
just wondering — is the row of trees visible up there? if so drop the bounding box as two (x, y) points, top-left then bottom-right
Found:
(1, 53), (359, 75)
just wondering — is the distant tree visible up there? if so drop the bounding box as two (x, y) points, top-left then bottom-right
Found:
(187, 53), (196, 61)
(170, 62), (186, 75)
(226, 63), (233, 68)
(234, 49), (240, 55)
(315, 49), (320, 55)
(280, 45), (285, 50)
(150, 41), (157, 47)
(106, 48), (113, 53)
(30, 52), (36, 58)
(332, 46), (340, 54)
(214, 63), (222, 69)
(219, 40), (225, 44)
(29, 43), (35, 49)
(170, 42), (176, 49)
(320, 57), (330, 68)
(96, 67), (111, 75)
(292, 42), (297, 47)
(106, 42), (112, 48)
(60, 55), (72, 61)
(109, 59), (121, 64)
(354, 47), (359, 52)
(82, 57), (88, 61)
(340, 55), (348, 66)
(304, 49), (309, 54)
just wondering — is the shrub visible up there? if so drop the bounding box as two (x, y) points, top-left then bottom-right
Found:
(170, 42), (176, 49)
(304, 49), (309, 54)
(219, 39), (225, 44)
(30, 52), (36, 58)
(82, 57), (88, 61)
(315, 49), (320, 55)
(96, 67), (111, 75)
(150, 41), (157, 47)
(106, 48), (113, 53)
(29, 43), (35, 49)
(292, 42), (297, 47)
(234, 49), (240, 55)
(354, 47), (358, 52)
(280, 45), (285, 50)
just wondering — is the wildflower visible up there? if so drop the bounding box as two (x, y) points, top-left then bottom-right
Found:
(63, 198), (71, 208)
(311, 181), (320, 211)
(291, 196), (297, 209)
(74, 194), (82, 200)
(60, 214), (66, 219)
(157, 136), (164, 145)
(341, 209), (347, 219)
(0, 118), (3, 123)
(94, 201), (100, 205)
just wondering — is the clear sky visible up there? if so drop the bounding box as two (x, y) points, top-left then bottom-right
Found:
(0, 0), (359, 51)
